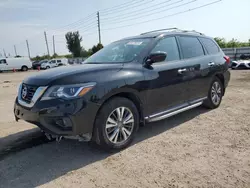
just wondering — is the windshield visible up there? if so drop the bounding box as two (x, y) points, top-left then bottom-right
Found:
(85, 38), (151, 64)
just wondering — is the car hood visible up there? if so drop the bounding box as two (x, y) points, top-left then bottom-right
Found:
(23, 63), (123, 86)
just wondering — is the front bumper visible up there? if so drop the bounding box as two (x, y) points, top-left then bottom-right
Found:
(14, 97), (100, 136)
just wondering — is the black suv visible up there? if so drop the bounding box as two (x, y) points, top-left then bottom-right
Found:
(14, 29), (230, 150)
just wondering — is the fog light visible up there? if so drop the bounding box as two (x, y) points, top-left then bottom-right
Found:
(62, 117), (72, 128)
(55, 117), (73, 129)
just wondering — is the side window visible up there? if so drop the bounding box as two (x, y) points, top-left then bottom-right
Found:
(199, 38), (219, 54)
(0, 59), (7, 64)
(179, 36), (204, 59)
(57, 60), (62, 63)
(51, 60), (56, 64)
(151, 37), (180, 62)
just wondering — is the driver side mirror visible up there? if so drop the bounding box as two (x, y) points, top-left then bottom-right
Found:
(145, 52), (167, 66)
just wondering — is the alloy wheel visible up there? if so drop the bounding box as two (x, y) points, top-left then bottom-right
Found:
(211, 81), (222, 106)
(105, 107), (134, 144)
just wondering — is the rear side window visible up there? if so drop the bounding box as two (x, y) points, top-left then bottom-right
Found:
(179, 36), (204, 59)
(199, 38), (220, 54)
(151, 37), (180, 62)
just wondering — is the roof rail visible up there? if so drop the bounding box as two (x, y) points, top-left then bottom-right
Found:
(140, 28), (204, 36)
(181, 29), (204, 35)
(140, 28), (179, 35)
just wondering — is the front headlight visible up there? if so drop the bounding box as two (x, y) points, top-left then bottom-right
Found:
(41, 82), (96, 100)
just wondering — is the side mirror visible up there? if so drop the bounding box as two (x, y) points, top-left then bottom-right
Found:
(145, 52), (167, 65)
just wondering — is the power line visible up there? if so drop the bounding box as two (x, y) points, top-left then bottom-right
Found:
(102, 0), (182, 22)
(50, 21), (97, 36)
(102, 0), (222, 31)
(102, 0), (196, 25)
(48, 13), (96, 32)
(100, 0), (147, 13)
(101, 0), (156, 16)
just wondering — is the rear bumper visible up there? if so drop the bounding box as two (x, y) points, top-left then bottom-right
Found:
(14, 97), (100, 136)
(224, 70), (230, 88)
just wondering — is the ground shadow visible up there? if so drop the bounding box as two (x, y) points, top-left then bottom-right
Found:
(0, 107), (210, 187)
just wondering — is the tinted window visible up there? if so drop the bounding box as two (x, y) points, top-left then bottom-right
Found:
(57, 60), (62, 63)
(179, 36), (204, 59)
(151, 37), (180, 62)
(0, 59), (7, 64)
(199, 38), (219, 54)
(50, 60), (56, 64)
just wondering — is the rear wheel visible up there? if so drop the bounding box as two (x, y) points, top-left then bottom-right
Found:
(46, 66), (50, 69)
(21, 66), (28, 71)
(203, 77), (223, 109)
(93, 97), (139, 150)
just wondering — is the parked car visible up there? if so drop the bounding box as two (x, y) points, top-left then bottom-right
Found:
(0, 57), (32, 71)
(41, 58), (68, 69)
(14, 28), (230, 150)
(231, 54), (250, 69)
(32, 59), (48, 69)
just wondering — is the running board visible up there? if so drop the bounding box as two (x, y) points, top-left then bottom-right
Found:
(146, 102), (203, 123)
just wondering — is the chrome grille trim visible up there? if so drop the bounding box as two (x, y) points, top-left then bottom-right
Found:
(18, 84), (47, 108)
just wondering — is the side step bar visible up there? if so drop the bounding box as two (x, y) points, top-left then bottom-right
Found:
(146, 101), (203, 123)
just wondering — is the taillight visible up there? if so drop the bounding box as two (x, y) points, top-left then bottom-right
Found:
(224, 56), (230, 64)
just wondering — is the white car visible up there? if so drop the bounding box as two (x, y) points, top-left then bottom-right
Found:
(0, 57), (32, 71)
(231, 59), (250, 69)
(41, 58), (68, 69)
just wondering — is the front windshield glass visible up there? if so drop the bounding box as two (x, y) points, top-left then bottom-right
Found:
(85, 38), (151, 64)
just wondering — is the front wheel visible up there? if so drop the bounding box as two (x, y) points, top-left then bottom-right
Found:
(203, 77), (223, 109)
(21, 66), (28, 71)
(93, 97), (139, 150)
(46, 66), (50, 69)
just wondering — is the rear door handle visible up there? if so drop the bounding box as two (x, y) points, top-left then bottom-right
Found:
(208, 62), (215, 66)
(178, 68), (187, 74)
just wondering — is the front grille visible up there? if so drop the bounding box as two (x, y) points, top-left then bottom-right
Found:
(21, 84), (38, 103)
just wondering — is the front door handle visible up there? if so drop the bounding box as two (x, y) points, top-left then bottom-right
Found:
(178, 68), (187, 74)
(208, 62), (215, 66)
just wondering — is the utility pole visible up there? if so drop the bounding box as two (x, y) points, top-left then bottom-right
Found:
(26, 40), (31, 58)
(44, 31), (50, 56)
(97, 11), (101, 44)
(53, 35), (55, 55)
(14, 45), (17, 56)
(3, 49), (6, 57)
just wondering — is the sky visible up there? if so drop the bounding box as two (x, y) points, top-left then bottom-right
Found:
(0, 0), (249, 57)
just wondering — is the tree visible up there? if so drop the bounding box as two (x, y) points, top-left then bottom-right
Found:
(80, 49), (90, 57)
(227, 38), (240, 48)
(214, 37), (227, 48)
(91, 43), (104, 55)
(65, 31), (83, 57)
(52, 53), (58, 58)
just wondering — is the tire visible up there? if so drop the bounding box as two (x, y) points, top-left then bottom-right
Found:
(203, 77), (224, 109)
(46, 66), (50, 69)
(21, 66), (28, 71)
(93, 97), (139, 150)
